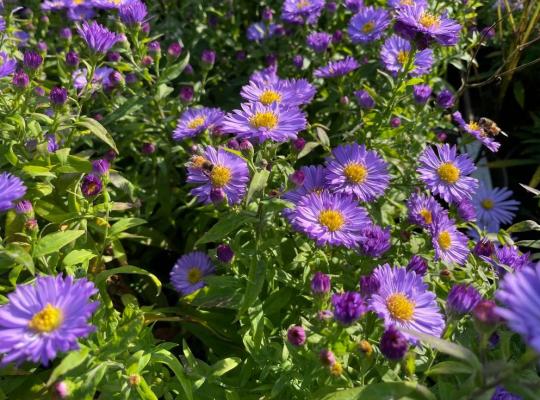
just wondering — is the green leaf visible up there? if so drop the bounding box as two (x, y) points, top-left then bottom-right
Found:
(507, 220), (540, 233)
(151, 349), (193, 400)
(209, 357), (241, 378)
(319, 382), (435, 400)
(22, 165), (56, 178)
(298, 142), (319, 159)
(109, 218), (147, 237)
(76, 116), (118, 153)
(245, 169), (270, 204)
(195, 213), (256, 245)
(102, 96), (145, 126)
(1, 244), (34, 274)
(47, 347), (90, 385)
(159, 53), (190, 83)
(241, 258), (265, 312)
(427, 361), (473, 376)
(316, 127), (330, 147)
(520, 183), (540, 196)
(62, 249), (97, 266)
(95, 265), (161, 296)
(33, 230), (85, 258)
(77, 363), (108, 399)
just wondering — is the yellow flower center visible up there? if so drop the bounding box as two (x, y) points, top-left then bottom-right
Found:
(296, 0), (310, 9)
(330, 362), (343, 376)
(438, 230), (452, 250)
(259, 90), (282, 105)
(187, 116), (206, 129)
(343, 163), (368, 184)
(318, 210), (345, 232)
(481, 199), (494, 210)
(397, 50), (410, 65)
(187, 267), (202, 284)
(468, 121), (480, 131)
(386, 293), (415, 321)
(362, 21), (375, 33)
(419, 208), (432, 225)
(437, 162), (460, 184)
(250, 111), (278, 129)
(210, 165), (232, 188)
(28, 304), (63, 333)
(419, 13), (441, 28)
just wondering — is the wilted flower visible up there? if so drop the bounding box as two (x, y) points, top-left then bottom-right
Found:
(81, 174), (102, 197)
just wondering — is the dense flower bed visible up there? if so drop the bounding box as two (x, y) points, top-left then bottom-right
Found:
(0, 0), (539, 399)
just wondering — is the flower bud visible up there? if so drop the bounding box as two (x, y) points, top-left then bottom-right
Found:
(380, 326), (408, 360)
(289, 170), (305, 186)
(287, 326), (306, 346)
(319, 349), (336, 366)
(311, 271), (330, 295)
(217, 244), (234, 263)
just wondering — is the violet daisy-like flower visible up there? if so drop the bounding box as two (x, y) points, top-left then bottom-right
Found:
(395, 5), (461, 48)
(283, 78), (317, 105)
(314, 57), (359, 78)
(250, 66), (279, 86)
(380, 35), (433, 77)
(406, 192), (446, 229)
(172, 107), (225, 141)
(452, 111), (501, 153)
(77, 21), (121, 54)
(247, 22), (267, 42)
(0, 275), (98, 366)
(306, 32), (332, 53)
(495, 263), (540, 355)
(0, 173), (27, 212)
(417, 144), (478, 204)
(430, 214), (470, 265)
(119, 0), (148, 25)
(187, 146), (249, 205)
(170, 252), (215, 296)
(358, 225), (392, 258)
(485, 245), (532, 274)
(446, 284), (482, 315)
(281, 0), (325, 25)
(348, 6), (391, 44)
(240, 79), (295, 107)
(388, 0), (428, 9)
(81, 174), (102, 197)
(222, 102), (307, 143)
(0, 52), (17, 78)
(491, 386), (523, 400)
(282, 165), (326, 205)
(370, 263), (445, 342)
(473, 184), (519, 229)
(332, 291), (367, 325)
(325, 143), (390, 202)
(291, 191), (370, 248)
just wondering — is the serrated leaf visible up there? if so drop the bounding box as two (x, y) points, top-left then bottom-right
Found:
(33, 230), (85, 258)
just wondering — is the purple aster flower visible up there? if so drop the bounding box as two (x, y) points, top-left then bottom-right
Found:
(452, 111), (501, 152)
(407, 193), (446, 228)
(473, 238), (495, 257)
(407, 255), (428, 276)
(247, 22), (267, 42)
(81, 175), (102, 197)
(23, 50), (43, 70)
(417, 144), (478, 204)
(325, 143), (390, 202)
(282, 165), (326, 205)
(473, 185), (519, 229)
(173, 107), (224, 141)
(0, 16), (5, 33)
(263, 7), (274, 21)
(380, 326), (409, 360)
(354, 90), (376, 109)
(170, 252), (215, 296)
(491, 386), (523, 400)
(283, 78), (317, 105)
(380, 35), (433, 77)
(179, 86), (194, 103)
(222, 102), (307, 143)
(77, 21), (121, 54)
(0, 52), (17, 78)
(0, 173), (27, 212)
(436, 89), (455, 109)
(447, 284), (482, 315)
(359, 274), (381, 298)
(187, 146), (249, 205)
(65, 51), (80, 67)
(0, 275), (98, 366)
(495, 263), (540, 354)
(457, 199), (476, 221)
(168, 42), (183, 59)
(413, 84), (432, 103)
(250, 66), (279, 86)
(92, 159), (110, 176)
(388, 0), (428, 9)
(314, 56), (359, 78)
(358, 225), (391, 257)
(281, 0), (325, 25)
(49, 87), (68, 105)
(311, 272), (331, 295)
(12, 70), (29, 89)
(119, 0), (147, 25)
(14, 200), (32, 215)
(332, 291), (367, 325)
(94, 0), (133, 8)
(348, 6), (391, 44)
(395, 5), (461, 48)
(307, 32), (332, 53)
(240, 79), (295, 107)
(216, 244), (234, 263)
(201, 49), (216, 66)
(487, 245), (532, 274)
(290, 192), (370, 248)
(287, 326), (306, 346)
(370, 263), (445, 342)
(430, 214), (470, 265)
(332, 29), (343, 43)
(344, 0), (363, 12)
(67, 6), (96, 22)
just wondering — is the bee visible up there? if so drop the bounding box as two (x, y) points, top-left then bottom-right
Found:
(201, 161), (214, 173)
(478, 117), (508, 137)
